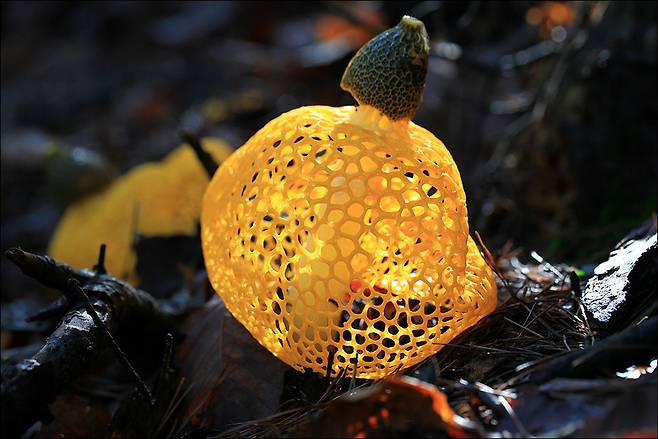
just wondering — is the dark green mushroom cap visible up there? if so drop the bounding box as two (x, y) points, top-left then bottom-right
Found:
(340, 16), (430, 121)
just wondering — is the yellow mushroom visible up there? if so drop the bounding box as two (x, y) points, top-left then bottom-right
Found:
(201, 17), (497, 379)
(49, 138), (233, 285)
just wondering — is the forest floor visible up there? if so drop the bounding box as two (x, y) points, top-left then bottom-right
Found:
(1, 2), (656, 438)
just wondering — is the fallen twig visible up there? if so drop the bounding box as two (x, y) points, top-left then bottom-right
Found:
(1, 248), (174, 438)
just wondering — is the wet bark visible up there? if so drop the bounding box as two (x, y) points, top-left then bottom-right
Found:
(1, 248), (174, 438)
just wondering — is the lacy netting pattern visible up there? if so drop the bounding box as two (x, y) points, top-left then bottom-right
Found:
(202, 106), (496, 379)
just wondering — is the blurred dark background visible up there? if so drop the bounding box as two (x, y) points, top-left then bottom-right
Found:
(2, 1), (657, 302)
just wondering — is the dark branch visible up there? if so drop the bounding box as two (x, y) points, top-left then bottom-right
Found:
(2, 249), (174, 438)
(25, 296), (69, 322)
(93, 243), (107, 275)
(180, 130), (219, 178)
(5, 247), (92, 295)
(68, 279), (154, 405)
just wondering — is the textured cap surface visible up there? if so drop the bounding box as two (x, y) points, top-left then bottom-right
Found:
(341, 16), (430, 120)
(201, 106), (496, 378)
